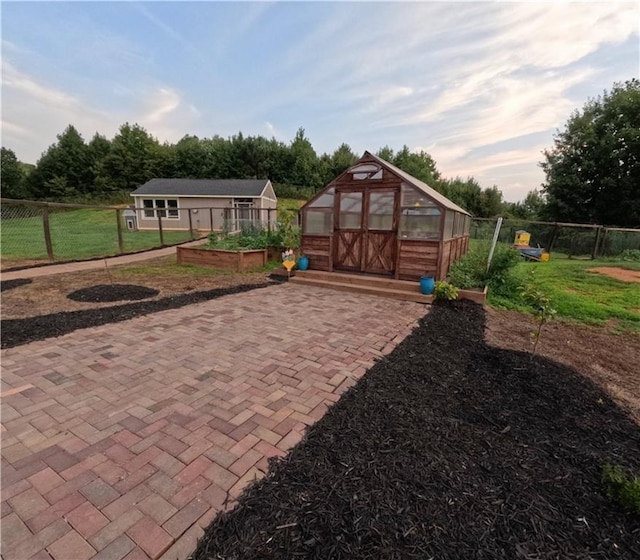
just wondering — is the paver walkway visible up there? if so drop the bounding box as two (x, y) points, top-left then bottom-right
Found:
(1, 284), (425, 560)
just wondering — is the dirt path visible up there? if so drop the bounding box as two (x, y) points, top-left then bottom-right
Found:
(587, 266), (640, 283)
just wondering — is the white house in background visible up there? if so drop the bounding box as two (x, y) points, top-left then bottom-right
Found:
(129, 178), (277, 232)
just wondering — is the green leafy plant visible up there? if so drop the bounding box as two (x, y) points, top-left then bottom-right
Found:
(521, 272), (556, 356)
(619, 249), (640, 262)
(277, 208), (301, 250)
(433, 281), (458, 301)
(448, 243), (522, 299)
(207, 220), (298, 252)
(601, 463), (640, 514)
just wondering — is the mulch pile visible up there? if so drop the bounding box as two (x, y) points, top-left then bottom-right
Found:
(192, 301), (640, 560)
(1, 282), (274, 348)
(0, 278), (33, 292)
(67, 284), (160, 302)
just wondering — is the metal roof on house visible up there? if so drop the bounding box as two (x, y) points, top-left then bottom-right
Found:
(131, 179), (270, 197)
(364, 152), (471, 215)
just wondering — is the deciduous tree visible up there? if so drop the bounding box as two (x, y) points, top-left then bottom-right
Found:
(1, 147), (27, 199)
(541, 79), (640, 227)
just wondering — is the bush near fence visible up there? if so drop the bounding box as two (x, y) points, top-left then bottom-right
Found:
(471, 218), (640, 259)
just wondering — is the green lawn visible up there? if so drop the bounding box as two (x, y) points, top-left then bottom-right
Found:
(1, 208), (192, 262)
(490, 253), (640, 333)
(1, 202), (305, 264)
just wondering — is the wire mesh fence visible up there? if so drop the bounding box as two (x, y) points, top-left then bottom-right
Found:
(470, 217), (640, 259)
(0, 199), (279, 267)
(4, 198), (637, 267)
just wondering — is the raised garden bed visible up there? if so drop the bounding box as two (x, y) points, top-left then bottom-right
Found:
(457, 285), (488, 304)
(177, 246), (267, 271)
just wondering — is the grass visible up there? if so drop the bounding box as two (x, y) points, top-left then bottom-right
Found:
(601, 464), (640, 514)
(1, 199), (306, 265)
(2, 208), (195, 262)
(489, 253), (640, 333)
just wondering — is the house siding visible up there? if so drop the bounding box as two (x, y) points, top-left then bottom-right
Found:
(133, 196), (233, 231)
(132, 195), (277, 231)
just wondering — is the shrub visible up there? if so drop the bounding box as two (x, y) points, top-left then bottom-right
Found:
(433, 281), (458, 301)
(448, 243), (522, 299)
(206, 217), (301, 253)
(619, 249), (640, 262)
(601, 464), (640, 514)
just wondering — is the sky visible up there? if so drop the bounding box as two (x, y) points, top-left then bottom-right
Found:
(1, 1), (638, 202)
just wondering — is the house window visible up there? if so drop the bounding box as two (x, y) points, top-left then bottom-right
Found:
(142, 199), (179, 219)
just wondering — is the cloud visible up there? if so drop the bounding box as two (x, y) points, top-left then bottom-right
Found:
(1, 62), (200, 162)
(264, 121), (286, 141)
(1, 62), (116, 160)
(1, 1), (637, 203)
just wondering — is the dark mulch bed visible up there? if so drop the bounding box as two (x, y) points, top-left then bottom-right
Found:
(1, 278), (33, 292)
(67, 284), (159, 302)
(193, 301), (640, 560)
(1, 282), (274, 349)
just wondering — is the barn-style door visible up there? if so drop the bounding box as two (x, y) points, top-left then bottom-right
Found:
(334, 188), (398, 275)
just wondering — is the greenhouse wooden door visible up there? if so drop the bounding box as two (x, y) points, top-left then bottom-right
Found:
(334, 188), (398, 275)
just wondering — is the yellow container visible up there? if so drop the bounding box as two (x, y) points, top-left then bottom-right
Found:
(540, 252), (550, 262)
(514, 230), (531, 246)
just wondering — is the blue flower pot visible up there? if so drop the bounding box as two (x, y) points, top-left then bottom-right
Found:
(420, 276), (435, 295)
(297, 255), (309, 271)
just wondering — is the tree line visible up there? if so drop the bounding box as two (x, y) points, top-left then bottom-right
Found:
(0, 125), (513, 218)
(2, 78), (638, 225)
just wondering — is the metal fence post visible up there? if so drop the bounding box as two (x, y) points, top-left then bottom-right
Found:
(116, 209), (124, 254)
(42, 207), (54, 261)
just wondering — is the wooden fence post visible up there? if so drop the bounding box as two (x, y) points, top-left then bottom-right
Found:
(157, 214), (165, 246)
(42, 207), (54, 261)
(188, 210), (195, 240)
(116, 209), (124, 254)
(209, 208), (214, 232)
(599, 228), (609, 258)
(592, 226), (602, 260)
(547, 224), (560, 254)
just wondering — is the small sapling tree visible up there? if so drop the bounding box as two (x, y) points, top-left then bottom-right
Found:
(521, 276), (556, 356)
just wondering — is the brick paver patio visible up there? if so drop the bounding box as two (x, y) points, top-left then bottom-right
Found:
(1, 284), (425, 559)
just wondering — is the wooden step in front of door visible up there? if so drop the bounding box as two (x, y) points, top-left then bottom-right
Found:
(289, 270), (433, 304)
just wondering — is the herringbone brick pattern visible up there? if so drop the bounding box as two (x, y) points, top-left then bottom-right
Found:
(1, 284), (425, 559)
